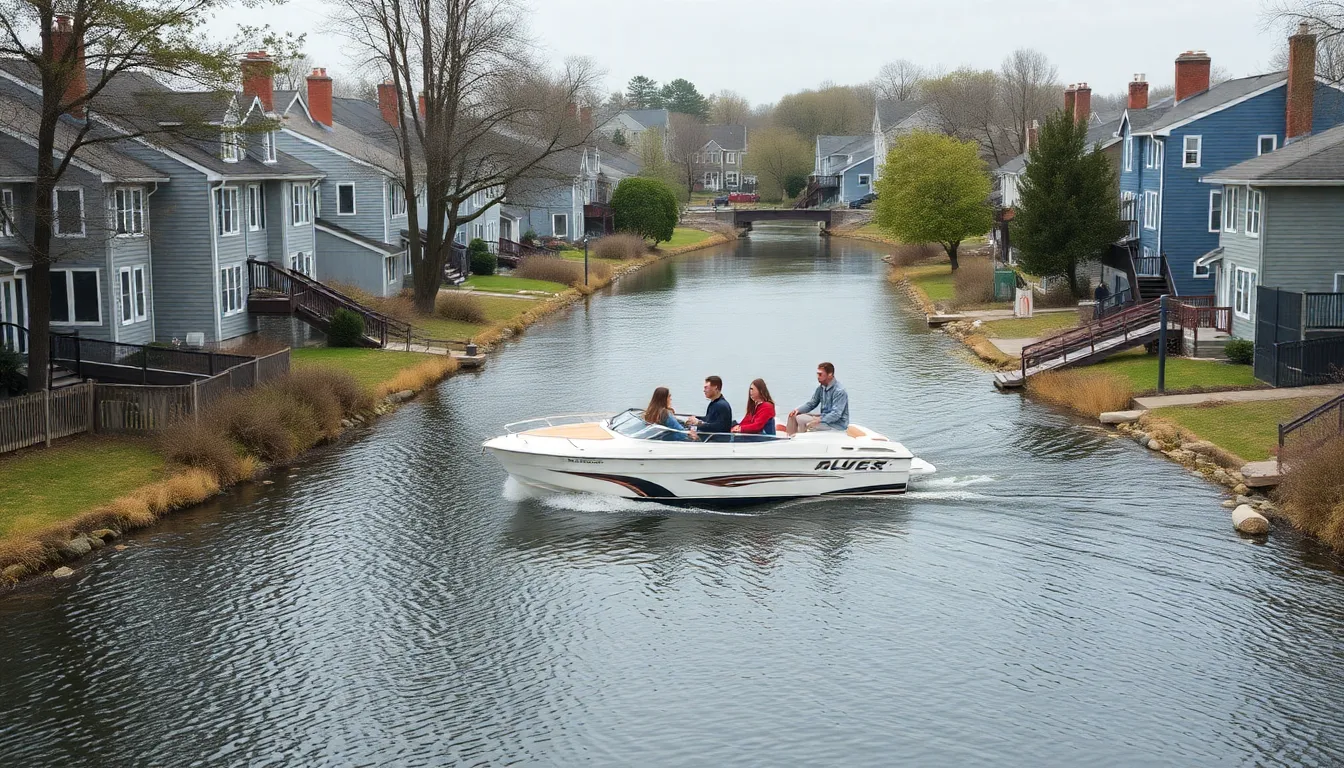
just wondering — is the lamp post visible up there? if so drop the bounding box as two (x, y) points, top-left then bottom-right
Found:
(583, 236), (590, 286)
(1157, 294), (1168, 394)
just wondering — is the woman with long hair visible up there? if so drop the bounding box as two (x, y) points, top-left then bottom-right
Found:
(731, 378), (777, 436)
(642, 386), (694, 441)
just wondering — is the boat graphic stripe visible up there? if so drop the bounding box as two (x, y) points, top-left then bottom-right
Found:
(822, 483), (908, 496)
(690, 473), (828, 488)
(562, 472), (676, 498)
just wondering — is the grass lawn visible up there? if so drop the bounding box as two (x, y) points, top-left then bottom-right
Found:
(291, 347), (446, 390)
(410, 293), (542, 342)
(661, 228), (714, 249)
(0, 438), (164, 538)
(1091, 349), (1261, 394)
(900, 263), (954, 303)
(462, 275), (566, 294)
(1155, 398), (1328, 462)
(980, 312), (1079, 339)
(560, 253), (624, 265)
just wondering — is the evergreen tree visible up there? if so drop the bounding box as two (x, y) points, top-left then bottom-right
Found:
(612, 128), (628, 147)
(1014, 110), (1124, 297)
(874, 132), (992, 270)
(659, 78), (709, 119)
(626, 75), (660, 109)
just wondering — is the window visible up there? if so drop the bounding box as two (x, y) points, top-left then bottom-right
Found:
(1258, 135), (1277, 156)
(1124, 136), (1133, 171)
(1336, 272), (1344, 292)
(1144, 138), (1155, 168)
(1120, 192), (1138, 240)
(289, 252), (314, 277)
(50, 269), (101, 324)
(691, 152), (700, 164)
(114, 188), (145, 235)
(221, 130), (242, 162)
(0, 188), (13, 236)
(247, 185), (265, 231)
(54, 188), (84, 237)
(726, 171), (739, 187)
(1234, 267), (1257, 319)
(262, 131), (277, 163)
(474, 222), (485, 240)
(1182, 135), (1202, 168)
(385, 254), (398, 284)
(337, 184), (356, 216)
(858, 174), (871, 186)
(1223, 185), (1240, 232)
(291, 183), (310, 225)
(1208, 190), (1222, 233)
(118, 266), (147, 324)
(552, 213), (568, 238)
(389, 183), (407, 217)
(215, 187), (240, 236)
(725, 152), (737, 165)
(219, 264), (243, 316)
(1143, 190), (1159, 230)
(1246, 189), (1262, 237)
(708, 151), (721, 164)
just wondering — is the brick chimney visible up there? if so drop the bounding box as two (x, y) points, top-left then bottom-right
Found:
(1175, 51), (1212, 103)
(241, 51), (274, 112)
(377, 81), (399, 127)
(49, 15), (87, 118)
(1073, 82), (1092, 125)
(1128, 74), (1149, 110)
(306, 68), (332, 127)
(418, 93), (426, 119)
(1286, 23), (1318, 142)
(1027, 119), (1039, 153)
(1063, 84), (1077, 117)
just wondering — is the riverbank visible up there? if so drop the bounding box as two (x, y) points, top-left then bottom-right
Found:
(0, 228), (733, 588)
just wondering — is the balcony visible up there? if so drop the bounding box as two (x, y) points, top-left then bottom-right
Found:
(1305, 292), (1344, 330)
(808, 174), (840, 189)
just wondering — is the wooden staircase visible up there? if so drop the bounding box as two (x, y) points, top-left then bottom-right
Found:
(994, 298), (1231, 389)
(247, 259), (413, 348)
(1135, 275), (1170, 302)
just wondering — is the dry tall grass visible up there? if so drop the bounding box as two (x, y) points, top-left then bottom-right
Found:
(514, 255), (613, 286)
(374, 356), (459, 399)
(593, 233), (649, 260)
(890, 243), (943, 266)
(953, 257), (995, 308)
(1279, 436), (1344, 550)
(1026, 369), (1134, 416)
(436, 291), (487, 323)
(1034, 280), (1087, 309)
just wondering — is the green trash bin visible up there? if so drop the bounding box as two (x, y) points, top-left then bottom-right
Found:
(993, 268), (1017, 302)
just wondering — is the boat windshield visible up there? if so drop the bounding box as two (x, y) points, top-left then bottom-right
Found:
(605, 409), (785, 442)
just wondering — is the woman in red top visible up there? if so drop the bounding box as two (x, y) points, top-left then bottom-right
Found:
(731, 378), (777, 436)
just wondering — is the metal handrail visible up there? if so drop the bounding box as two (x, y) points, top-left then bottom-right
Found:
(1279, 392), (1344, 470)
(248, 259), (411, 347)
(1096, 288), (1134, 318)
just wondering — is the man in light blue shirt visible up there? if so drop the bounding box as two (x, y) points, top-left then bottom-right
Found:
(787, 362), (849, 435)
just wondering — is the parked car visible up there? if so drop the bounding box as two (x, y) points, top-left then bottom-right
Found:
(849, 193), (877, 209)
(728, 192), (759, 203)
(712, 194), (730, 207)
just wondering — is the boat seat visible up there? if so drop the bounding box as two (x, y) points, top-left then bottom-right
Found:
(846, 425), (866, 438)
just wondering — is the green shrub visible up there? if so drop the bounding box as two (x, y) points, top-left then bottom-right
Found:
(611, 177), (678, 244)
(469, 250), (497, 276)
(521, 230), (537, 245)
(1225, 338), (1253, 365)
(784, 173), (808, 198)
(327, 308), (366, 347)
(468, 237), (490, 255)
(0, 345), (25, 395)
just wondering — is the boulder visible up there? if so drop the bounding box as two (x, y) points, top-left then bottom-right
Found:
(1100, 410), (1145, 425)
(1212, 469), (1232, 486)
(1147, 439), (1162, 451)
(90, 529), (119, 541)
(86, 536), (105, 550)
(1233, 484), (1250, 496)
(51, 566), (75, 578)
(1221, 499), (1237, 509)
(2, 564), (30, 581)
(61, 536), (93, 558)
(1131, 431), (1150, 446)
(388, 389), (415, 403)
(1236, 495), (1256, 507)
(1233, 505), (1270, 535)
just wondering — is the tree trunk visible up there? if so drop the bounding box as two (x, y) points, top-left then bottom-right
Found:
(28, 100), (59, 392)
(1065, 256), (1079, 298)
(945, 240), (961, 271)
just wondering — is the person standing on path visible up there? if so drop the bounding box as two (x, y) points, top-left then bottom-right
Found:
(787, 362), (849, 435)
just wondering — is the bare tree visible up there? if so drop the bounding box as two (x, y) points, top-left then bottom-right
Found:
(332, 75), (378, 101)
(999, 49), (1059, 155)
(743, 126), (810, 201)
(1267, 5), (1344, 82)
(330, 0), (602, 313)
(274, 53), (315, 92)
(709, 89), (750, 125)
(667, 112), (709, 196)
(772, 84), (875, 138)
(874, 59), (925, 102)
(922, 69), (1013, 166)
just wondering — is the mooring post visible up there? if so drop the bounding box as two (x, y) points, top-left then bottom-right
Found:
(1157, 294), (1168, 394)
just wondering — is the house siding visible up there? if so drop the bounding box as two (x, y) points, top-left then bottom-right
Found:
(840, 157), (874, 203)
(316, 230), (396, 297)
(278, 132), (392, 243)
(214, 181), (257, 342)
(1260, 186), (1344, 293)
(1215, 186), (1263, 340)
(108, 223), (154, 345)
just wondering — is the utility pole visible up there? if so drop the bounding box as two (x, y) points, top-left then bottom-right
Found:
(583, 237), (590, 286)
(1157, 294), (1168, 394)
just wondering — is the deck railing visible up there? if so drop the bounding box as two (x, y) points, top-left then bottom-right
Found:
(1305, 292), (1344, 329)
(1270, 336), (1344, 389)
(248, 259), (411, 347)
(1134, 254), (1162, 277)
(49, 333), (252, 382)
(1280, 392), (1344, 470)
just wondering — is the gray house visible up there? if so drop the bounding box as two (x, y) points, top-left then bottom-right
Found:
(505, 139), (639, 242)
(695, 125), (751, 191)
(1201, 122), (1344, 342)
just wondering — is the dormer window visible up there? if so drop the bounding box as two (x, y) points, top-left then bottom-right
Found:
(221, 130), (243, 163)
(262, 130), (277, 163)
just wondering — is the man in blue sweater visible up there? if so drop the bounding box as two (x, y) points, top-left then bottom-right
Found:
(686, 375), (733, 439)
(787, 362), (849, 435)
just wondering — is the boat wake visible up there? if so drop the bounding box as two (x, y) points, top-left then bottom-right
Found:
(903, 474), (994, 501)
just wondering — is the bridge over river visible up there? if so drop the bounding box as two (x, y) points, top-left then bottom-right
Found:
(681, 206), (873, 232)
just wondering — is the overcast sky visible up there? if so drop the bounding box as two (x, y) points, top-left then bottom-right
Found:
(213, 0), (1293, 104)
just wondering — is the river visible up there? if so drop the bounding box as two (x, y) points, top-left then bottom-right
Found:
(3, 225), (1344, 766)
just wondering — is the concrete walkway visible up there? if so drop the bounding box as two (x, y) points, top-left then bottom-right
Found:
(1134, 384), (1344, 410)
(988, 338), (1036, 356)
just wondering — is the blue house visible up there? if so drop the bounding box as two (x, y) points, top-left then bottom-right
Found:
(805, 135), (873, 207)
(1114, 31), (1344, 298)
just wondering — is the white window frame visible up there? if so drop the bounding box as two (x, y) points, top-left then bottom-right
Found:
(1182, 135), (1202, 168)
(552, 213), (568, 238)
(288, 251), (313, 277)
(1246, 189), (1262, 237)
(216, 186), (240, 237)
(1144, 138), (1155, 168)
(1258, 135), (1277, 156)
(219, 264), (244, 316)
(726, 171), (740, 187)
(1234, 267), (1257, 319)
(114, 187), (145, 236)
(0, 188), (14, 237)
(133, 265), (147, 322)
(1142, 190), (1159, 230)
(247, 184), (264, 231)
(1124, 135), (1133, 171)
(263, 131), (277, 163)
(290, 183), (311, 225)
(725, 151), (737, 164)
(384, 254), (398, 285)
(1223, 185), (1240, 232)
(1335, 272), (1344, 292)
(50, 268), (102, 325)
(858, 174), (871, 186)
(54, 187), (85, 238)
(389, 183), (407, 217)
(454, 229), (466, 245)
(337, 183), (357, 216)
(221, 130), (242, 163)
(1208, 189), (1222, 233)
(117, 265), (148, 325)
(708, 151), (721, 164)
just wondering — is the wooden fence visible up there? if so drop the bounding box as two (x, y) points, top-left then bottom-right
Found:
(0, 349), (291, 452)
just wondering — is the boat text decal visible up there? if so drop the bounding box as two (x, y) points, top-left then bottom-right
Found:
(814, 459), (890, 471)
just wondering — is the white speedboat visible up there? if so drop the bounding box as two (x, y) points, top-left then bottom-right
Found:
(483, 410), (935, 504)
